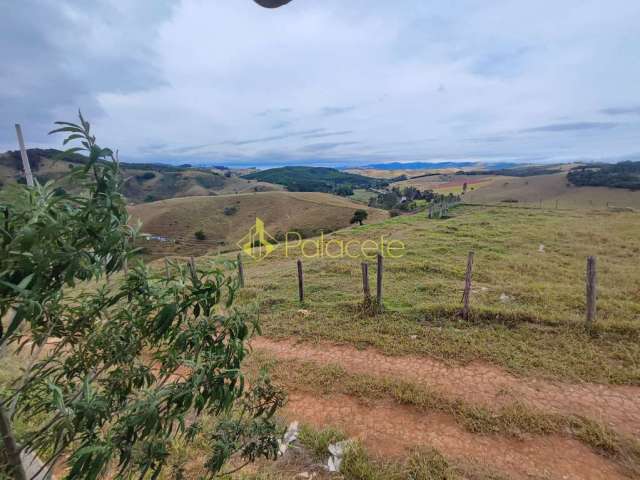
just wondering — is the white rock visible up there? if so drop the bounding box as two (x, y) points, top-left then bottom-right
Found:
(326, 440), (351, 472)
(278, 421), (299, 456)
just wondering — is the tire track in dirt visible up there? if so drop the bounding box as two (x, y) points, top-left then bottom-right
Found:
(284, 392), (629, 480)
(251, 337), (640, 436)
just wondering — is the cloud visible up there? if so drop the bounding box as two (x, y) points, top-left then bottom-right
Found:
(1, 0), (640, 166)
(600, 106), (640, 115)
(299, 141), (360, 152)
(300, 130), (354, 139)
(520, 122), (619, 133)
(0, 0), (173, 144)
(220, 129), (326, 146)
(319, 106), (357, 116)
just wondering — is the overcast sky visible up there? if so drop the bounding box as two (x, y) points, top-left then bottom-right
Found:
(2, 0), (640, 167)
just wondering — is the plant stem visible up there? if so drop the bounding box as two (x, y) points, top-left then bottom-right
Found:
(0, 404), (27, 480)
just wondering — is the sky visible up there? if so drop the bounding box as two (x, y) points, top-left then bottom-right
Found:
(1, 0), (640, 168)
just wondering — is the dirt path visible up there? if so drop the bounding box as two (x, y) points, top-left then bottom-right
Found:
(285, 392), (628, 480)
(252, 337), (640, 436)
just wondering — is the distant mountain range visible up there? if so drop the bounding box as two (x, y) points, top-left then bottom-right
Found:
(362, 161), (519, 170)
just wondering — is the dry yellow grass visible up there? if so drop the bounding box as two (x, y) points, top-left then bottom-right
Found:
(464, 172), (640, 209)
(172, 204), (640, 384)
(392, 174), (495, 193)
(129, 191), (388, 257)
(345, 167), (469, 179)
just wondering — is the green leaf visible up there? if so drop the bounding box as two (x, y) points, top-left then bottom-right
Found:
(153, 303), (178, 337)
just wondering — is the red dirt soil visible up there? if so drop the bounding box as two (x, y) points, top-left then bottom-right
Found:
(285, 392), (629, 480)
(251, 337), (640, 437)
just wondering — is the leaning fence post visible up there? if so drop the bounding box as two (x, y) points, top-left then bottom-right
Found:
(461, 251), (475, 320)
(586, 256), (597, 329)
(297, 259), (304, 303)
(15, 124), (34, 187)
(361, 262), (371, 303)
(237, 253), (245, 288)
(376, 253), (384, 311)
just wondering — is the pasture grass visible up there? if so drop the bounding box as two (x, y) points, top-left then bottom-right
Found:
(222, 205), (640, 384)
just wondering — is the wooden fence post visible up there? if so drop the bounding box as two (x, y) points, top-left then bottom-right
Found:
(461, 251), (475, 320)
(237, 253), (245, 288)
(361, 262), (371, 303)
(123, 258), (128, 276)
(376, 253), (384, 311)
(297, 259), (304, 303)
(586, 256), (597, 329)
(15, 124), (34, 187)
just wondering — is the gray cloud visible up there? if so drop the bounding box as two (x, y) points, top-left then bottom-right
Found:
(300, 130), (354, 139)
(520, 122), (619, 133)
(271, 120), (292, 130)
(2, 1), (640, 166)
(0, 0), (173, 144)
(319, 106), (357, 116)
(600, 106), (640, 116)
(257, 108), (292, 117)
(220, 129), (326, 146)
(299, 141), (360, 152)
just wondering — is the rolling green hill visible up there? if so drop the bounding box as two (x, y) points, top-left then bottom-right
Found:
(243, 166), (387, 193)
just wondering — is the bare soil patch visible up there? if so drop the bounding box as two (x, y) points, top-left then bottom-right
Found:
(252, 337), (640, 436)
(284, 392), (628, 480)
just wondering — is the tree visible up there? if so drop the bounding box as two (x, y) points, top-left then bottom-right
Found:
(350, 209), (368, 226)
(195, 229), (207, 240)
(0, 114), (284, 479)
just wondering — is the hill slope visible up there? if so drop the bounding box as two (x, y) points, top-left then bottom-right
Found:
(129, 191), (387, 258)
(0, 149), (280, 203)
(463, 172), (640, 208)
(243, 166), (387, 193)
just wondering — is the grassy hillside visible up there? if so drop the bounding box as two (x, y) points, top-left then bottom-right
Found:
(463, 172), (640, 208)
(392, 173), (496, 194)
(243, 166), (387, 193)
(203, 204), (640, 384)
(129, 191), (388, 258)
(144, 203), (640, 479)
(0, 149), (280, 203)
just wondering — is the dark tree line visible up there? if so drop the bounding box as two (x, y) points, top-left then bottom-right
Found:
(567, 162), (640, 191)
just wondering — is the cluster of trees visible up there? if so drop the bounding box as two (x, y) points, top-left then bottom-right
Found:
(0, 115), (283, 479)
(135, 171), (156, 182)
(368, 186), (438, 211)
(567, 161), (640, 190)
(243, 166), (388, 194)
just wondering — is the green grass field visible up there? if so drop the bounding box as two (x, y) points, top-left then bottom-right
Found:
(210, 205), (640, 384)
